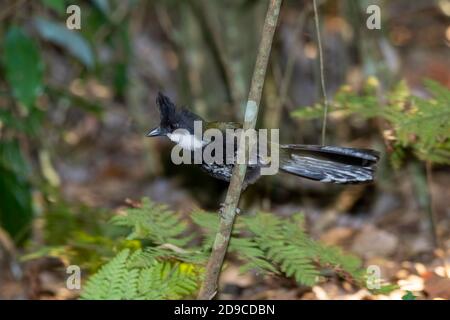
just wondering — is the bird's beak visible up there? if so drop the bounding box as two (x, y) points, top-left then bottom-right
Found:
(146, 126), (163, 137)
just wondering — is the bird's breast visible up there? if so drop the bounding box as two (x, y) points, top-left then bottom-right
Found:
(167, 132), (205, 150)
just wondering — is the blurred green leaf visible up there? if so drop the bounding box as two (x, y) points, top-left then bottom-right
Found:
(3, 26), (44, 110)
(92, 0), (111, 16)
(0, 107), (44, 136)
(34, 17), (95, 69)
(0, 140), (33, 244)
(292, 79), (450, 166)
(0, 110), (24, 131)
(370, 283), (400, 295)
(402, 291), (417, 300)
(114, 62), (128, 98)
(41, 0), (66, 14)
(0, 140), (30, 176)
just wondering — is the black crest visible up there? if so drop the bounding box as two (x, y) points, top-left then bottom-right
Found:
(156, 92), (176, 124)
(155, 92), (204, 134)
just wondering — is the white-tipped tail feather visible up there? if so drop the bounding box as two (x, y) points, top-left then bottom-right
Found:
(279, 145), (379, 184)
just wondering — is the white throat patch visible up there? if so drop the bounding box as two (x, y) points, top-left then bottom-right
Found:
(167, 131), (205, 150)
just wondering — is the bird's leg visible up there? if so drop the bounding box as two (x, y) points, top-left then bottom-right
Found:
(218, 175), (248, 219)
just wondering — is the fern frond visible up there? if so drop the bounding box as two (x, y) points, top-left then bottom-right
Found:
(81, 248), (202, 300)
(128, 246), (207, 268)
(111, 198), (193, 246)
(292, 78), (450, 165)
(82, 199), (375, 298)
(137, 261), (201, 299)
(229, 237), (277, 273)
(242, 213), (320, 286)
(81, 249), (132, 300)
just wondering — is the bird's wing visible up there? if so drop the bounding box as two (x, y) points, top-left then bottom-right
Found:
(202, 122), (242, 144)
(204, 121), (242, 132)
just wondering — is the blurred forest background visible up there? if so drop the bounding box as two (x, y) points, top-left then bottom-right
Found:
(0, 0), (449, 299)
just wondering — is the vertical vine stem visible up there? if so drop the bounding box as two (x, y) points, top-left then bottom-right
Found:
(425, 162), (448, 277)
(313, 0), (329, 145)
(197, 0), (283, 300)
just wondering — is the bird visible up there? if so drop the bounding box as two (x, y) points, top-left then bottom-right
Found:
(146, 92), (380, 189)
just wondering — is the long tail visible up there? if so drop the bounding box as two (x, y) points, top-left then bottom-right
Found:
(279, 144), (380, 184)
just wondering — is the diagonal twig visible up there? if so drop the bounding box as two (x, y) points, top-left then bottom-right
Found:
(313, 0), (329, 145)
(197, 0), (283, 300)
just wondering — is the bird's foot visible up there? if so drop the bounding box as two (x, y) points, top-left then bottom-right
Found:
(219, 202), (227, 219)
(219, 203), (241, 219)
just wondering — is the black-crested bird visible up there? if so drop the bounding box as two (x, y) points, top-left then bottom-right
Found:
(146, 93), (379, 189)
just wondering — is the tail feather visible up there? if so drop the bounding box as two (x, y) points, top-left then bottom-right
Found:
(279, 145), (379, 184)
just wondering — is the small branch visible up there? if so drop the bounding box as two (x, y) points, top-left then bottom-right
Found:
(425, 162), (440, 249)
(197, 0), (283, 300)
(425, 162), (448, 277)
(313, 0), (329, 145)
(268, 4), (311, 130)
(189, 0), (242, 114)
(277, 8), (308, 109)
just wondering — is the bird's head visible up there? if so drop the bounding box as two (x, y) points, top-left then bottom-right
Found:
(146, 92), (205, 150)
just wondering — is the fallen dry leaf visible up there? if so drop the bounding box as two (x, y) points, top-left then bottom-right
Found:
(424, 273), (450, 299)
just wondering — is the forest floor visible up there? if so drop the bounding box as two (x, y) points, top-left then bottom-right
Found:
(1, 126), (449, 299)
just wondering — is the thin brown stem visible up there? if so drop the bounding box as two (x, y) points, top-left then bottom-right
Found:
(425, 161), (439, 248)
(277, 4), (312, 110)
(197, 0), (283, 300)
(313, 0), (329, 145)
(189, 0), (242, 115)
(425, 162), (449, 277)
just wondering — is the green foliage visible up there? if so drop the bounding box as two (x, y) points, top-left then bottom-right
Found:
(192, 210), (277, 273)
(370, 283), (400, 295)
(242, 213), (364, 285)
(0, 26), (44, 244)
(34, 18), (95, 69)
(402, 291), (417, 300)
(0, 108), (44, 136)
(0, 140), (33, 243)
(22, 196), (134, 272)
(40, 0), (66, 14)
(111, 198), (194, 247)
(81, 248), (203, 300)
(243, 213), (320, 285)
(81, 198), (371, 299)
(292, 79), (450, 167)
(92, 0), (111, 16)
(0, 8), (110, 245)
(81, 249), (136, 300)
(3, 26), (44, 110)
(1, 25), (46, 136)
